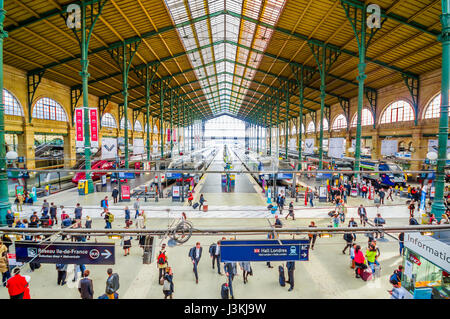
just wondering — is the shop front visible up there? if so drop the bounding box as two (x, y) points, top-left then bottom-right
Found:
(402, 232), (450, 299)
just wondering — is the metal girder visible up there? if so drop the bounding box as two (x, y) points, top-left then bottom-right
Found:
(98, 96), (109, 128)
(364, 88), (377, 129)
(26, 70), (45, 123)
(338, 97), (350, 132)
(341, 0), (440, 38)
(402, 74), (420, 126)
(70, 86), (82, 121)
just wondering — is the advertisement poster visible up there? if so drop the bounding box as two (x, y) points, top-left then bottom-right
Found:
(133, 139), (145, 155)
(89, 108), (99, 149)
(101, 138), (117, 160)
(381, 140), (398, 156)
(328, 138), (345, 158)
(75, 108), (84, 148)
(121, 185), (130, 200)
(172, 186), (180, 198)
(304, 138), (315, 155)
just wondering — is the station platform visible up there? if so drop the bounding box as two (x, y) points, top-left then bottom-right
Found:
(0, 216), (407, 299)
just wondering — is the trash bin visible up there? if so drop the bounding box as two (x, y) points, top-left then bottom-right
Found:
(203, 203), (208, 212)
(78, 180), (87, 195)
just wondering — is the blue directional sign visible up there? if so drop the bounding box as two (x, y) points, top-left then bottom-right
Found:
(220, 240), (310, 262)
(15, 242), (115, 265)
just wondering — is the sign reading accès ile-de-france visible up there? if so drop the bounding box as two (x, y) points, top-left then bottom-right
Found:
(15, 242), (115, 265)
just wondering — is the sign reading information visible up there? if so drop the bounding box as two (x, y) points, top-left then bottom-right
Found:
(220, 240), (310, 262)
(15, 242), (115, 265)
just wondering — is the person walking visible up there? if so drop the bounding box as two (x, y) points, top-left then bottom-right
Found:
(286, 261), (295, 291)
(399, 232), (405, 256)
(6, 268), (29, 299)
(353, 245), (367, 279)
(308, 221), (317, 250)
(49, 202), (58, 225)
(105, 268), (120, 299)
(101, 209), (114, 229)
(56, 263), (68, 286)
(78, 270), (94, 299)
(286, 202), (295, 220)
(361, 184), (368, 198)
(133, 198), (141, 219)
(1, 240), (10, 287)
(308, 190), (314, 207)
(124, 206), (131, 226)
(342, 232), (354, 255)
(188, 192), (193, 206)
(373, 213), (386, 239)
(348, 217), (358, 241)
(387, 186), (394, 201)
(5, 210), (14, 228)
(112, 187), (119, 204)
(122, 226), (132, 256)
(408, 200), (415, 218)
(239, 261), (252, 284)
(378, 188), (385, 205)
(189, 242), (202, 284)
(224, 262), (235, 299)
(157, 244), (168, 283)
(162, 267), (174, 299)
(357, 204), (368, 226)
(136, 211), (145, 229)
(279, 196), (285, 215)
(101, 196), (109, 209)
(74, 203), (83, 220)
(210, 241), (221, 274)
(198, 194), (205, 211)
(16, 193), (24, 212)
(332, 213), (340, 228)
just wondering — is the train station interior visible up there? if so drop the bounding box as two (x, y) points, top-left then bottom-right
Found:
(0, 0), (449, 301)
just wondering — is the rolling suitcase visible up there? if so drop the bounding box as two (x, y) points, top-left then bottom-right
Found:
(278, 265), (286, 287)
(192, 202), (199, 209)
(361, 268), (373, 281)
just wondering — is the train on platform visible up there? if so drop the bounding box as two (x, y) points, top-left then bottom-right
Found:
(165, 147), (216, 183)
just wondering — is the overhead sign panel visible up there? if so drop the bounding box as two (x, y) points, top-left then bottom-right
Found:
(220, 240), (310, 262)
(15, 242), (115, 265)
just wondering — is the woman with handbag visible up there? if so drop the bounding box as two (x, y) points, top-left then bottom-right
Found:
(162, 267), (174, 299)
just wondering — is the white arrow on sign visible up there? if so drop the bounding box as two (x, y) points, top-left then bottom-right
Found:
(101, 249), (112, 259)
(301, 252), (308, 258)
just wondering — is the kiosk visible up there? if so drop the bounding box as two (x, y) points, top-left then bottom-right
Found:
(401, 231), (450, 299)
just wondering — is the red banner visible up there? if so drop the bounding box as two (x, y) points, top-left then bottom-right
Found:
(89, 108), (98, 147)
(75, 108), (84, 147)
(121, 185), (130, 200)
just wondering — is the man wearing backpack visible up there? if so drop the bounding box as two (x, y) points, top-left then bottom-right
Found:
(105, 268), (119, 299)
(56, 263), (68, 286)
(101, 209), (114, 229)
(101, 196), (109, 209)
(157, 244), (168, 283)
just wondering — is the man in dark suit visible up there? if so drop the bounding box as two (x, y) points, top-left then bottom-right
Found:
(286, 261), (295, 291)
(210, 241), (222, 274)
(78, 270), (94, 299)
(224, 262), (235, 299)
(189, 242), (202, 284)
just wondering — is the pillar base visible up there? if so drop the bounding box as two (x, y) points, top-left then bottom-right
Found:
(431, 200), (446, 221)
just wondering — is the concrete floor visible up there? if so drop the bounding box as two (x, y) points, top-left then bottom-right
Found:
(0, 216), (406, 299)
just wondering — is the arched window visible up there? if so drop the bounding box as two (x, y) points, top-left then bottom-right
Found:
(3, 89), (23, 116)
(351, 108), (374, 127)
(120, 117), (132, 130)
(32, 97), (67, 122)
(316, 119), (328, 132)
(101, 113), (117, 128)
(153, 124), (158, 133)
(306, 121), (315, 133)
(332, 114), (347, 130)
(423, 94), (442, 119)
(134, 120), (143, 132)
(380, 100), (414, 124)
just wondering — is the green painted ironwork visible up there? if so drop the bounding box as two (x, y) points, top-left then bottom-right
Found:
(0, 0), (10, 226)
(431, 0), (450, 221)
